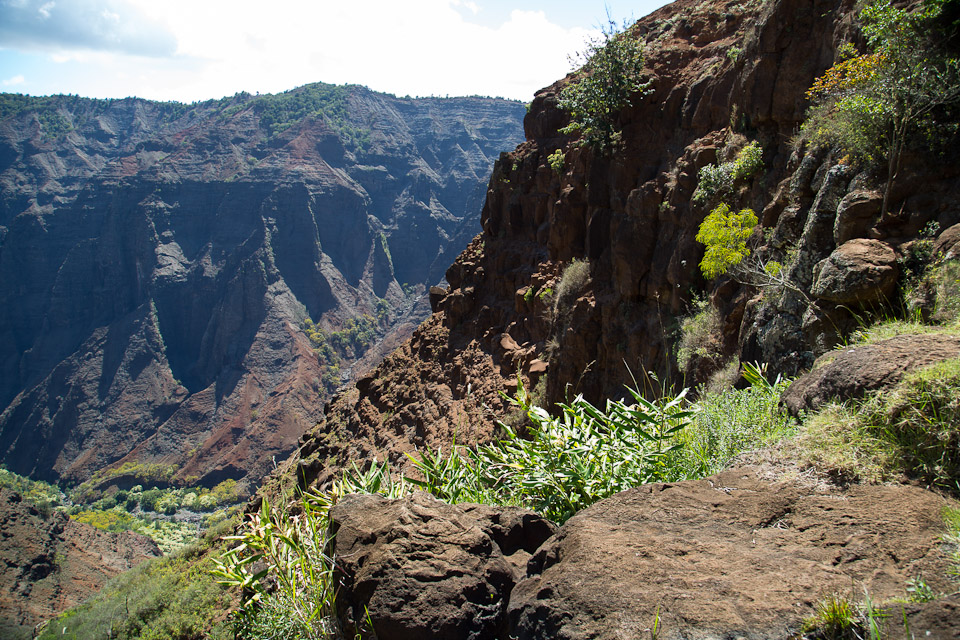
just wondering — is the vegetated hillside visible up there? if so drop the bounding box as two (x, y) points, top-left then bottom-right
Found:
(0, 488), (161, 639)
(0, 84), (525, 493)
(278, 0), (959, 491)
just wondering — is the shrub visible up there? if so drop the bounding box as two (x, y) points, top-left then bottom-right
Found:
(732, 141), (763, 180)
(692, 142), (764, 204)
(547, 149), (566, 173)
(553, 258), (591, 322)
(801, 0), (960, 214)
(691, 163), (734, 205)
(39, 528), (234, 640)
(696, 203), (758, 279)
(677, 297), (723, 380)
(558, 20), (652, 150)
(409, 377), (692, 523)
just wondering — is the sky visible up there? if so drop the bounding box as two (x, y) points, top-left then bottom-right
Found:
(0, 0), (671, 103)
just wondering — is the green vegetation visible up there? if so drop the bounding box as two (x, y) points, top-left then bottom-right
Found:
(251, 83), (370, 147)
(213, 462), (405, 639)
(798, 358), (960, 490)
(553, 258), (591, 322)
(39, 523), (235, 640)
(800, 0), (960, 214)
(691, 141), (764, 205)
(676, 296), (722, 379)
(547, 148), (566, 174)
(303, 313), (386, 395)
(558, 20), (652, 150)
(0, 466), (64, 516)
(695, 203), (758, 279)
(407, 365), (793, 523)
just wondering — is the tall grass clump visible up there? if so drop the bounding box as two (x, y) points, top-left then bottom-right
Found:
(213, 461), (407, 639)
(553, 258), (591, 324)
(674, 363), (795, 478)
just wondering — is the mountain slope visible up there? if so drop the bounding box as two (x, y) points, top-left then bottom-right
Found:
(0, 85), (525, 492)
(278, 0), (960, 491)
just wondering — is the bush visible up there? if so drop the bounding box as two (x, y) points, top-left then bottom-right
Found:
(39, 532), (234, 640)
(558, 20), (651, 150)
(692, 142), (764, 204)
(409, 377), (692, 523)
(547, 148), (565, 173)
(800, 0), (960, 214)
(695, 203), (758, 279)
(677, 297), (723, 380)
(553, 258), (591, 323)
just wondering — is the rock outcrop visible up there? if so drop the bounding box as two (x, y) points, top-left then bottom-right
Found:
(0, 86), (525, 491)
(327, 468), (956, 640)
(782, 333), (960, 414)
(0, 488), (160, 638)
(330, 492), (556, 640)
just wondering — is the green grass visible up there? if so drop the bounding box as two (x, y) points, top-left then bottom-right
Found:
(795, 358), (960, 491)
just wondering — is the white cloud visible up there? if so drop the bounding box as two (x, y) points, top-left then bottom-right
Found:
(0, 0), (176, 57)
(3, 74), (26, 86)
(0, 0), (609, 102)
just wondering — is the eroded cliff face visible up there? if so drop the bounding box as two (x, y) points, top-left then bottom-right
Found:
(278, 0), (960, 493)
(0, 86), (525, 491)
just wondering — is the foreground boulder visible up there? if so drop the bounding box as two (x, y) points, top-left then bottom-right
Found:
(782, 333), (960, 415)
(329, 470), (957, 640)
(330, 491), (556, 640)
(507, 467), (955, 640)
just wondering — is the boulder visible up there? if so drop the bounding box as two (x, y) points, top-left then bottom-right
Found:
(330, 491), (556, 640)
(934, 222), (960, 260)
(507, 467), (953, 640)
(834, 189), (882, 244)
(810, 239), (899, 305)
(782, 333), (960, 415)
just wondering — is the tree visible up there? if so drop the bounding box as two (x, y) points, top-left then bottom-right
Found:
(695, 203), (758, 280)
(802, 0), (960, 214)
(558, 20), (652, 150)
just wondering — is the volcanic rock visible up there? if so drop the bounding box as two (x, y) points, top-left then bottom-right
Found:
(782, 333), (960, 415)
(329, 491), (556, 640)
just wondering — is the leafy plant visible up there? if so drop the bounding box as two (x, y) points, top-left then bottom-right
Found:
(801, 0), (960, 214)
(409, 376), (692, 523)
(548, 148), (566, 174)
(695, 203), (758, 279)
(39, 524), (235, 640)
(691, 141), (764, 204)
(558, 20), (652, 150)
(213, 491), (340, 639)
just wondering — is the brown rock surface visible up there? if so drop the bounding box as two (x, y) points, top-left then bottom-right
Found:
(0, 489), (160, 638)
(810, 238), (899, 305)
(782, 333), (960, 414)
(329, 491), (556, 640)
(507, 467), (955, 640)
